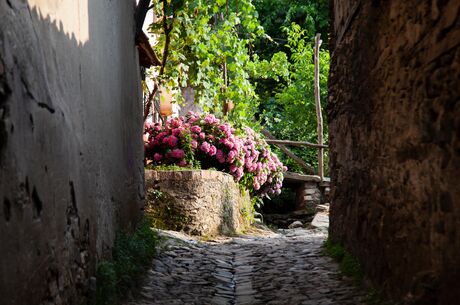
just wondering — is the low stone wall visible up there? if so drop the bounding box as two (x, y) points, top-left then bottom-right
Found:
(145, 170), (252, 236)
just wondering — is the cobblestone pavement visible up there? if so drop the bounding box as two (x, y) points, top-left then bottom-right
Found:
(126, 228), (366, 305)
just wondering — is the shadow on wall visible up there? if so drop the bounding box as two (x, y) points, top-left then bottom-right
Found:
(0, 1), (143, 305)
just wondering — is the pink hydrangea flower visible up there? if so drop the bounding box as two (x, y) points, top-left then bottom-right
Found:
(191, 140), (198, 149)
(170, 118), (181, 128)
(216, 150), (225, 163)
(156, 131), (168, 141)
(191, 125), (201, 133)
(153, 153), (163, 162)
(200, 142), (211, 153)
(167, 135), (178, 147)
(208, 145), (217, 156)
(172, 127), (184, 137)
(170, 149), (185, 159)
(227, 150), (237, 163)
(204, 114), (219, 125)
(143, 113), (285, 197)
(153, 123), (162, 131)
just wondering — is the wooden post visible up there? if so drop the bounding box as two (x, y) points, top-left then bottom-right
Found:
(314, 33), (324, 181)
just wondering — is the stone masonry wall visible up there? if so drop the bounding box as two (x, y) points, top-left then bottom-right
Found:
(328, 1), (460, 304)
(0, 1), (144, 304)
(145, 170), (252, 236)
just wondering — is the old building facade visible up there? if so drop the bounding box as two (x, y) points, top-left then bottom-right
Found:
(0, 0), (144, 304)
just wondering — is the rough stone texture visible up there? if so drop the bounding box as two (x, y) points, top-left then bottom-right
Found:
(125, 228), (366, 305)
(328, 1), (460, 304)
(0, 1), (143, 305)
(295, 182), (322, 214)
(145, 170), (252, 236)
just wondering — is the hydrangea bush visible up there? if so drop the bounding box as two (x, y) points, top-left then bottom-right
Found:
(144, 112), (286, 198)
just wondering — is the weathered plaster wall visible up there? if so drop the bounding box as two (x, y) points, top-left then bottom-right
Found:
(328, 1), (460, 304)
(0, 1), (144, 304)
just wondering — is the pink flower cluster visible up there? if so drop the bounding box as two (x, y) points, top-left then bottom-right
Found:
(144, 112), (286, 197)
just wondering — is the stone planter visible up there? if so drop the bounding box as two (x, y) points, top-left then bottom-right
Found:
(145, 169), (253, 236)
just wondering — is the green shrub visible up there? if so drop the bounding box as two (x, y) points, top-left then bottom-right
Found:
(94, 219), (159, 305)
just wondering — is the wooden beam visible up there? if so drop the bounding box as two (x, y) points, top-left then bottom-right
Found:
(137, 31), (161, 67)
(284, 172), (321, 183)
(265, 139), (328, 149)
(262, 130), (315, 174)
(314, 33), (324, 181)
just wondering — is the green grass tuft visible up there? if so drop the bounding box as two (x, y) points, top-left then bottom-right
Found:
(323, 238), (363, 283)
(94, 218), (159, 305)
(323, 238), (398, 305)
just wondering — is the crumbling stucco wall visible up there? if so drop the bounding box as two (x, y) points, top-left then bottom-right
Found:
(0, 1), (144, 304)
(328, 1), (460, 304)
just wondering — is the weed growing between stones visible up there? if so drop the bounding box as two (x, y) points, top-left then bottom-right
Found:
(324, 238), (397, 305)
(324, 238), (363, 283)
(92, 219), (159, 305)
(365, 288), (398, 305)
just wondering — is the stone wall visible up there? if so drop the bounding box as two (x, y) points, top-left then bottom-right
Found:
(145, 170), (252, 236)
(0, 1), (143, 304)
(328, 1), (460, 304)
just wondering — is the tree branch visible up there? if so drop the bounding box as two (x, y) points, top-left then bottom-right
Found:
(159, 0), (173, 75)
(143, 0), (174, 122)
(135, 0), (152, 40)
(143, 83), (158, 121)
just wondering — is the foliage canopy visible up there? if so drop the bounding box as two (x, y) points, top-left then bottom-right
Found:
(146, 0), (330, 173)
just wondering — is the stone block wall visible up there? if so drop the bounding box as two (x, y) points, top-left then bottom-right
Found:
(328, 1), (460, 304)
(145, 170), (252, 236)
(0, 1), (143, 304)
(295, 182), (322, 214)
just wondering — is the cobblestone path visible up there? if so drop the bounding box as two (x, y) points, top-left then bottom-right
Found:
(126, 228), (366, 305)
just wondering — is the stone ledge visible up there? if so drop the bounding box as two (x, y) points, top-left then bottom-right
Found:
(145, 169), (235, 183)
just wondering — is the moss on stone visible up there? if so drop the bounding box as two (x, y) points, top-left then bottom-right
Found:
(145, 189), (190, 231)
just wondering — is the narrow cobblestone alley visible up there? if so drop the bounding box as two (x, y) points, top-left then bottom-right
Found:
(126, 228), (366, 305)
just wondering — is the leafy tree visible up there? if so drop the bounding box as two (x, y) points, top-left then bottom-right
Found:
(146, 0), (265, 127)
(258, 24), (330, 173)
(253, 0), (329, 59)
(144, 0), (330, 174)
